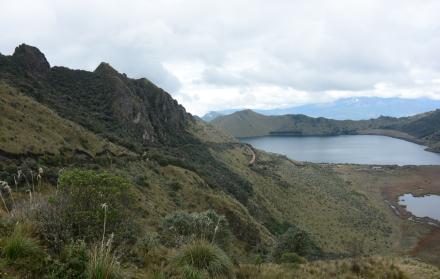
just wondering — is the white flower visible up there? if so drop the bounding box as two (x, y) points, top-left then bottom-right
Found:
(4, 185), (11, 193)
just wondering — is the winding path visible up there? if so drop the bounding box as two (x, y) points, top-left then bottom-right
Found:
(247, 145), (256, 165)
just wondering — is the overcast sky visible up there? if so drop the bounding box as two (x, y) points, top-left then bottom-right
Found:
(1, 0), (440, 115)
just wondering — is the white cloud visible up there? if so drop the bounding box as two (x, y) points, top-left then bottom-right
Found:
(1, 0), (440, 115)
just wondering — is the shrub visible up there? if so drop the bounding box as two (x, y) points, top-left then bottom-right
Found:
(254, 255), (263, 265)
(0, 225), (47, 276)
(35, 169), (139, 252)
(48, 240), (89, 279)
(173, 240), (234, 279)
(272, 227), (319, 261)
(162, 210), (231, 249)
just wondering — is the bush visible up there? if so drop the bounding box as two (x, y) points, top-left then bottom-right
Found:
(280, 252), (306, 264)
(272, 227), (319, 261)
(162, 210), (231, 249)
(35, 169), (139, 252)
(173, 240), (234, 279)
(48, 240), (89, 279)
(0, 225), (47, 277)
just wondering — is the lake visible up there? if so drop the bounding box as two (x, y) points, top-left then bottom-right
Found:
(241, 135), (440, 165)
(398, 193), (440, 221)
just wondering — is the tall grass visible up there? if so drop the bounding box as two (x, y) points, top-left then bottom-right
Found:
(0, 224), (46, 277)
(86, 202), (121, 279)
(173, 240), (235, 279)
(86, 235), (121, 279)
(2, 226), (41, 261)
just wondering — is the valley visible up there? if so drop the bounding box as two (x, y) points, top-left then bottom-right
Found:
(0, 45), (439, 278)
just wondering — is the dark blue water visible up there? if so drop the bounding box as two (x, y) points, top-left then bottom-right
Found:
(399, 193), (440, 221)
(241, 135), (440, 165)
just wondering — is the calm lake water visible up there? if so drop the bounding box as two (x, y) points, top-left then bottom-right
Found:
(398, 193), (440, 221)
(241, 135), (440, 165)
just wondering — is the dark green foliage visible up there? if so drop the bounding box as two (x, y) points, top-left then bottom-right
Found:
(161, 210), (231, 249)
(254, 255), (263, 265)
(47, 240), (89, 279)
(35, 169), (139, 252)
(173, 240), (234, 279)
(147, 144), (254, 204)
(272, 227), (320, 261)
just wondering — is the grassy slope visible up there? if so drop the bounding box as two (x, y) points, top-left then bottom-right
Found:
(189, 120), (400, 256)
(238, 257), (440, 278)
(0, 83), (130, 157)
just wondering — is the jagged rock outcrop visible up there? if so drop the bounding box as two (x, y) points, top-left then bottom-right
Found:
(12, 44), (51, 75)
(0, 44), (193, 148)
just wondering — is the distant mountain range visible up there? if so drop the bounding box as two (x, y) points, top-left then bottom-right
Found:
(202, 97), (440, 121)
(211, 109), (440, 153)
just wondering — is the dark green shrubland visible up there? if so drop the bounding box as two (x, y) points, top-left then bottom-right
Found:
(272, 226), (320, 261)
(34, 169), (139, 252)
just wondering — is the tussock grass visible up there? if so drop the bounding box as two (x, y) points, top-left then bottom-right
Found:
(0, 224), (46, 277)
(173, 240), (235, 279)
(1, 226), (41, 262)
(86, 240), (121, 279)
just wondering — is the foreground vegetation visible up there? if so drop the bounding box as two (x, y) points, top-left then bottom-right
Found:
(1, 168), (439, 278)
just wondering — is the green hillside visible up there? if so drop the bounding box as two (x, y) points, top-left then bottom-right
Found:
(0, 45), (439, 278)
(0, 83), (130, 157)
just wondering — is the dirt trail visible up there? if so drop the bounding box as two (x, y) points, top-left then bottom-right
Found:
(247, 145), (256, 165)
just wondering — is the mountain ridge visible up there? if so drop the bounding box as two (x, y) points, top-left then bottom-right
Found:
(0, 44), (193, 149)
(203, 97), (440, 121)
(212, 109), (440, 152)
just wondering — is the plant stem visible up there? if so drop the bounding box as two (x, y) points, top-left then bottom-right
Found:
(211, 218), (221, 244)
(102, 206), (108, 247)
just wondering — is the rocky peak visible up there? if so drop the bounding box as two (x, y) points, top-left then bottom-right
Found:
(12, 44), (50, 75)
(94, 62), (121, 77)
(1, 44), (194, 147)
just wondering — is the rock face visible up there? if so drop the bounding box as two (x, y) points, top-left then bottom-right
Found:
(0, 44), (193, 148)
(12, 44), (51, 75)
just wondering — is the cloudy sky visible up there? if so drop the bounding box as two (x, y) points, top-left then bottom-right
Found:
(1, 0), (440, 115)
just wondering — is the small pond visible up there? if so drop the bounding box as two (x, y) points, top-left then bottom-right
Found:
(398, 193), (440, 221)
